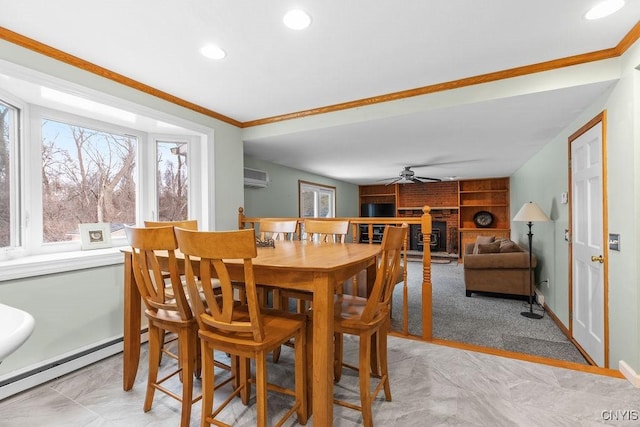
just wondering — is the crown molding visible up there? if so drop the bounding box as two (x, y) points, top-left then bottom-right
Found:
(0, 26), (242, 127)
(2, 21), (639, 129)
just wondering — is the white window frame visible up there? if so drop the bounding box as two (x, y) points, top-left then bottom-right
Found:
(30, 107), (145, 252)
(298, 180), (336, 218)
(0, 94), (24, 251)
(149, 135), (200, 222)
(0, 62), (210, 279)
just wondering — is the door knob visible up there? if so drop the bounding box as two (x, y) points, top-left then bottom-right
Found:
(591, 255), (604, 263)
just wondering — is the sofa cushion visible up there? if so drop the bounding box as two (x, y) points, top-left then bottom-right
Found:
(477, 241), (501, 253)
(499, 240), (523, 253)
(473, 235), (495, 254)
(464, 251), (536, 269)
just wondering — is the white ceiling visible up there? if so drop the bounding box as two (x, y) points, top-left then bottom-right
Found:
(1, 1), (638, 184)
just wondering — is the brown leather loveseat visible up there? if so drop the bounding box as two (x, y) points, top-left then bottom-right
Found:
(463, 237), (536, 297)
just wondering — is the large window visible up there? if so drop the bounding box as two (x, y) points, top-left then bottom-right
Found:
(0, 67), (205, 261)
(299, 180), (336, 218)
(41, 119), (137, 243)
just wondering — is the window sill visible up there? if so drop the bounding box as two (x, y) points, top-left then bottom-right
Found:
(0, 248), (124, 282)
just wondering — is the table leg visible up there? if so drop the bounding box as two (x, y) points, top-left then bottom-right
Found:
(123, 252), (141, 391)
(311, 274), (334, 426)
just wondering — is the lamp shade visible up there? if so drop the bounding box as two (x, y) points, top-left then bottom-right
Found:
(513, 201), (550, 222)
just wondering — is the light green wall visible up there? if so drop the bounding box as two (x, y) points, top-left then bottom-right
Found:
(511, 38), (640, 371)
(243, 155), (359, 218)
(510, 126), (573, 323)
(0, 265), (124, 374)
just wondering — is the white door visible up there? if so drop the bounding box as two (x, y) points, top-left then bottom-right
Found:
(571, 120), (606, 367)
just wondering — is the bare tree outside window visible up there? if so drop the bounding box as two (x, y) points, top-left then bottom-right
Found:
(0, 102), (14, 248)
(41, 119), (137, 243)
(157, 141), (188, 221)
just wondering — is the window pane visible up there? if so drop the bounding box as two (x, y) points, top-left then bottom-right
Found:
(299, 181), (336, 218)
(41, 119), (137, 243)
(0, 102), (17, 248)
(318, 192), (331, 217)
(157, 141), (189, 221)
(300, 189), (315, 217)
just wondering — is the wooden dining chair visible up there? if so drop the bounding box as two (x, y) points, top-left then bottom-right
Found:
(174, 227), (308, 427)
(144, 220), (202, 354)
(257, 219), (298, 315)
(144, 219), (199, 285)
(304, 219), (350, 243)
(144, 218), (212, 292)
(332, 224), (408, 427)
(273, 219), (353, 357)
(144, 219), (198, 230)
(259, 219), (298, 241)
(283, 219), (351, 313)
(124, 225), (200, 427)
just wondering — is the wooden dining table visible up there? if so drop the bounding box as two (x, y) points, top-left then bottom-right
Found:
(122, 239), (380, 426)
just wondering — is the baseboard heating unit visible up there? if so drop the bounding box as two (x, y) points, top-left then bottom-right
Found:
(0, 331), (148, 400)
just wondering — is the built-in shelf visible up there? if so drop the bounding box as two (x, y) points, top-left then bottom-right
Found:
(458, 177), (510, 260)
(398, 206), (458, 210)
(458, 203), (508, 207)
(359, 178), (510, 260)
(459, 227), (510, 232)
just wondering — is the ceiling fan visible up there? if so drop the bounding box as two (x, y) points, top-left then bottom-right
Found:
(382, 165), (442, 185)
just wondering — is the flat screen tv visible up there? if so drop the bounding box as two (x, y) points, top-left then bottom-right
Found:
(360, 203), (396, 217)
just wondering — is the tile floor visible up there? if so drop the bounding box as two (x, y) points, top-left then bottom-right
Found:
(1, 335), (639, 426)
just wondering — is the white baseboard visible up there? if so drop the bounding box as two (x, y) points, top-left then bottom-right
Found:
(619, 360), (640, 388)
(0, 331), (148, 400)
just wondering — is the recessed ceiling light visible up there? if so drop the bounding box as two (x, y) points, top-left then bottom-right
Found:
(283, 9), (311, 30)
(200, 44), (226, 60)
(585, 0), (625, 20)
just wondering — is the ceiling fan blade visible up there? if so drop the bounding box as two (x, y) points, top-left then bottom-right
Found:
(415, 176), (442, 182)
(385, 177), (402, 185)
(410, 177), (424, 183)
(409, 159), (478, 169)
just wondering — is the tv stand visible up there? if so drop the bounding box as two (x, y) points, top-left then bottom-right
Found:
(359, 224), (385, 244)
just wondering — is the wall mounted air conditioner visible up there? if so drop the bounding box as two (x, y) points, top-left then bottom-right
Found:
(243, 167), (269, 188)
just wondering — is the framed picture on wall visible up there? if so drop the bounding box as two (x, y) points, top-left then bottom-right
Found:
(79, 223), (112, 250)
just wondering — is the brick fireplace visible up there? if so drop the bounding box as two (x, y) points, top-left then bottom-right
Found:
(409, 209), (458, 254)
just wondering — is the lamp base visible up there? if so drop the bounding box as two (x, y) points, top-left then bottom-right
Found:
(520, 311), (543, 319)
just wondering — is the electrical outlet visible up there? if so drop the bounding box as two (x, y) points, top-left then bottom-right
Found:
(546, 278), (550, 288)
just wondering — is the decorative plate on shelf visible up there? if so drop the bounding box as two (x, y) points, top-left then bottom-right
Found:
(473, 211), (494, 228)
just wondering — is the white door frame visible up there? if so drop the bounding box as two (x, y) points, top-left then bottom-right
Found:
(568, 111), (609, 367)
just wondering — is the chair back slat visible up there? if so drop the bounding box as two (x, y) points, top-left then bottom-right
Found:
(259, 220), (298, 240)
(361, 224), (408, 324)
(144, 219), (198, 230)
(175, 228), (266, 342)
(304, 219), (349, 243)
(125, 226), (193, 321)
